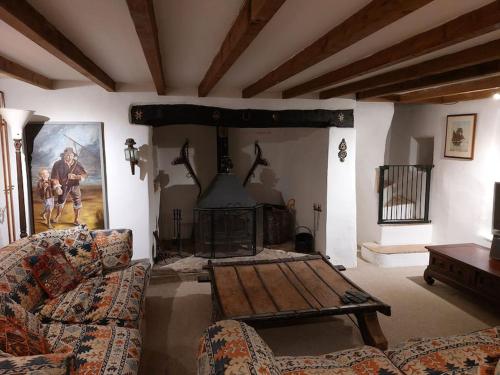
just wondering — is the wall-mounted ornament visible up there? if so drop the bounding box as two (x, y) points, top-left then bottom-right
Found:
(338, 138), (347, 162)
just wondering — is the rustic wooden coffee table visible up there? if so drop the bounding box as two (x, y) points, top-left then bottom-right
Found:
(205, 254), (391, 349)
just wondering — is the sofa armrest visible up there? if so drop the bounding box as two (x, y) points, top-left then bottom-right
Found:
(91, 229), (133, 272)
(197, 320), (280, 375)
(0, 352), (75, 374)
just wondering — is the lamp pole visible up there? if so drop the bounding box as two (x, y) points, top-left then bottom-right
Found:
(13, 138), (27, 238)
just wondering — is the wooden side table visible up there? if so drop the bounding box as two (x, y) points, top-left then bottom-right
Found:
(424, 243), (500, 305)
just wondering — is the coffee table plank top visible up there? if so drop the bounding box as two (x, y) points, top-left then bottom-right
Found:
(287, 261), (342, 307)
(235, 266), (278, 314)
(254, 263), (311, 311)
(308, 259), (354, 297)
(209, 255), (391, 321)
(277, 263), (323, 309)
(213, 266), (253, 317)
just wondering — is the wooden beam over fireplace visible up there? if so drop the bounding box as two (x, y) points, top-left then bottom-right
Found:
(242, 0), (433, 98)
(198, 0), (286, 97)
(0, 0), (115, 91)
(284, 1), (500, 99)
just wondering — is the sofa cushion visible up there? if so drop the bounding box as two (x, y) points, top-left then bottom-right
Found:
(276, 346), (404, 375)
(43, 322), (141, 375)
(385, 327), (500, 375)
(198, 320), (281, 375)
(32, 227), (102, 279)
(0, 294), (47, 356)
(0, 238), (46, 311)
(36, 260), (150, 328)
(0, 352), (75, 375)
(24, 242), (82, 299)
(91, 229), (132, 272)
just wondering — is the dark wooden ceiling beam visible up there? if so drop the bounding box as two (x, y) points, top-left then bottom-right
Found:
(319, 39), (500, 99)
(393, 75), (500, 103)
(357, 59), (500, 100)
(417, 88), (500, 104)
(242, 0), (434, 98)
(0, 0), (115, 91)
(0, 54), (53, 89)
(198, 0), (286, 97)
(127, 0), (166, 95)
(284, 1), (500, 99)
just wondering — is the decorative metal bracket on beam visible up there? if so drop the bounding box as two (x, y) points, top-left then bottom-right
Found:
(129, 104), (353, 128)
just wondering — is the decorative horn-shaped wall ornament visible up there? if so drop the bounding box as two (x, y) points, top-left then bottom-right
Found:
(338, 138), (347, 162)
(171, 140), (202, 197)
(243, 141), (269, 186)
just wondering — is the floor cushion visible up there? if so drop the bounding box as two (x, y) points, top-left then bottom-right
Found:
(276, 346), (404, 375)
(43, 322), (141, 375)
(36, 260), (150, 328)
(0, 294), (47, 356)
(385, 327), (500, 375)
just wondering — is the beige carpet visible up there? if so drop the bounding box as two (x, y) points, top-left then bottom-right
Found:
(140, 256), (500, 375)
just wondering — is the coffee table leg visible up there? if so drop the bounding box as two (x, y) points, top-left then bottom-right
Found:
(355, 312), (388, 350)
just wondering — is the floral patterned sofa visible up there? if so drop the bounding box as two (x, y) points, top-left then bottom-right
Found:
(198, 320), (500, 375)
(0, 227), (150, 374)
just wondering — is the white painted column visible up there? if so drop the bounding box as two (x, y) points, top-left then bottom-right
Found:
(326, 127), (357, 267)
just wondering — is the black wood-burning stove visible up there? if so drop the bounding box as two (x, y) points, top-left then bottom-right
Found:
(194, 127), (263, 258)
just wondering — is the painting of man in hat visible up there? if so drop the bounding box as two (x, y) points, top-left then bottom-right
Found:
(51, 147), (88, 225)
(27, 122), (107, 233)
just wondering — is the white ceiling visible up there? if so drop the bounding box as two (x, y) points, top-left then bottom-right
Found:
(0, 0), (496, 97)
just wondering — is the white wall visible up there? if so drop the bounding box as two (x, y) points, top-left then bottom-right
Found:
(387, 99), (500, 247)
(0, 80), (155, 261)
(1, 78), (398, 266)
(354, 102), (394, 246)
(0, 79), (359, 262)
(326, 127), (357, 267)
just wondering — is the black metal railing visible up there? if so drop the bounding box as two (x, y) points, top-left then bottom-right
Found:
(378, 165), (433, 224)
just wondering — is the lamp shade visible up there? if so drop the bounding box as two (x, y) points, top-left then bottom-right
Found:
(0, 108), (34, 139)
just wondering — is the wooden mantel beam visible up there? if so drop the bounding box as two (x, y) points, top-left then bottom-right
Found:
(319, 39), (500, 99)
(0, 0), (115, 91)
(284, 1), (500, 99)
(356, 60), (500, 100)
(0, 54), (53, 89)
(393, 75), (500, 103)
(127, 0), (166, 95)
(198, 0), (286, 97)
(242, 0), (433, 98)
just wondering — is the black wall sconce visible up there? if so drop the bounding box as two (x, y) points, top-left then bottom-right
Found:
(124, 138), (139, 175)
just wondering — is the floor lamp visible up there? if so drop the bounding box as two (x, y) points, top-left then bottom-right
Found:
(0, 108), (34, 239)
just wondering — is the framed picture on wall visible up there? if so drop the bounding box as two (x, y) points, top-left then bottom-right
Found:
(25, 122), (108, 234)
(444, 114), (477, 160)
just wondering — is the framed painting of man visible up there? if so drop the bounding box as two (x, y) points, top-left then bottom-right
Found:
(25, 122), (108, 234)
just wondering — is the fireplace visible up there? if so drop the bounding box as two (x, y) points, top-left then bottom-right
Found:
(193, 127), (264, 258)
